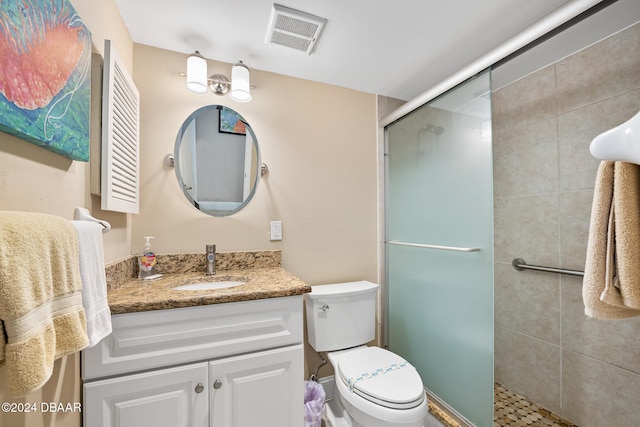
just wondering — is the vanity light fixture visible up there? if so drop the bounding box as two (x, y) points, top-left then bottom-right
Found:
(184, 52), (253, 102)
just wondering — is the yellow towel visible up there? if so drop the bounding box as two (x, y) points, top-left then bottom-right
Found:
(0, 211), (89, 396)
(583, 162), (640, 319)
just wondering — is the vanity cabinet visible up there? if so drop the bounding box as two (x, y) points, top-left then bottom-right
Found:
(83, 296), (304, 427)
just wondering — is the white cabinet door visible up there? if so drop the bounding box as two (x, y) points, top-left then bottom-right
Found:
(209, 345), (304, 427)
(84, 362), (209, 427)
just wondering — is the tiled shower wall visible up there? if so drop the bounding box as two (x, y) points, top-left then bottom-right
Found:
(492, 22), (640, 426)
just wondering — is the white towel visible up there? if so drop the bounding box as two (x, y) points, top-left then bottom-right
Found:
(72, 221), (112, 347)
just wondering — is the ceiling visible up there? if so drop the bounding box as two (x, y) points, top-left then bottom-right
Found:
(115, 0), (574, 101)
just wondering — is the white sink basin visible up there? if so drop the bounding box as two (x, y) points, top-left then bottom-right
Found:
(173, 281), (245, 291)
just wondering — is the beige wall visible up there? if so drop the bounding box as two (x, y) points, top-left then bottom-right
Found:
(0, 0), (135, 265)
(132, 45), (378, 381)
(131, 44), (378, 286)
(493, 22), (640, 426)
(0, 1), (378, 424)
(0, 1), (132, 426)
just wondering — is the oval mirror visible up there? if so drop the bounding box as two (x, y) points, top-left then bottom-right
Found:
(174, 105), (261, 216)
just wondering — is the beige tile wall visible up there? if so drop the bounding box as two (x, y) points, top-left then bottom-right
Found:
(492, 22), (640, 426)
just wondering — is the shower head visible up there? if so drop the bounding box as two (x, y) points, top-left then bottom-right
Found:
(421, 124), (445, 136)
(418, 124), (444, 155)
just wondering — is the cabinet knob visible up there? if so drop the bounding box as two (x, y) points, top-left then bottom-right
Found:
(195, 383), (204, 393)
(213, 379), (223, 389)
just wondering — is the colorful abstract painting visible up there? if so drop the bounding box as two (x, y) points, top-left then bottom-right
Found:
(219, 106), (247, 135)
(0, 0), (91, 161)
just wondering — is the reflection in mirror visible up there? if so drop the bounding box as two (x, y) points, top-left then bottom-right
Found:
(174, 105), (260, 216)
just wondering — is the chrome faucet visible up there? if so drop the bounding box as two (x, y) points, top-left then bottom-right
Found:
(206, 244), (216, 275)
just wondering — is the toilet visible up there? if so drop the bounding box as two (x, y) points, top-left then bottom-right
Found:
(305, 281), (428, 427)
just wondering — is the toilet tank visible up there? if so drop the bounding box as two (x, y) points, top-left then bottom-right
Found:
(305, 281), (379, 352)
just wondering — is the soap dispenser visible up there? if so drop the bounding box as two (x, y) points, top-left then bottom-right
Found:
(138, 236), (157, 279)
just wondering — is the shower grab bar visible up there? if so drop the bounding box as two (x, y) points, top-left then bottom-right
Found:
(512, 258), (584, 277)
(388, 240), (480, 253)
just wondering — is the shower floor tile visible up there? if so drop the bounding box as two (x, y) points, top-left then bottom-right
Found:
(494, 383), (578, 427)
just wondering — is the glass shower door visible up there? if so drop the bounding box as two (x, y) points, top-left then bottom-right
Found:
(386, 71), (493, 427)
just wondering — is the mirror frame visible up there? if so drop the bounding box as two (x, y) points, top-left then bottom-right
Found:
(174, 105), (261, 217)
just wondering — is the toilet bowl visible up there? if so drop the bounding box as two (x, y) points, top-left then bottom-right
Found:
(328, 346), (428, 427)
(305, 281), (428, 427)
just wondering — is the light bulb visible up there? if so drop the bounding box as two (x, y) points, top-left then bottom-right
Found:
(186, 52), (208, 94)
(230, 61), (252, 102)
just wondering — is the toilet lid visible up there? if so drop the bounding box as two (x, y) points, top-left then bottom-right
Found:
(338, 347), (425, 409)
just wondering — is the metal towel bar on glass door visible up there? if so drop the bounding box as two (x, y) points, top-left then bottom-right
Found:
(388, 241), (480, 253)
(512, 258), (584, 277)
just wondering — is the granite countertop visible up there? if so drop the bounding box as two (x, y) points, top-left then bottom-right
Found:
(107, 267), (311, 314)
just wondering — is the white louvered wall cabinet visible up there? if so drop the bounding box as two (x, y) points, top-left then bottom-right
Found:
(101, 39), (140, 214)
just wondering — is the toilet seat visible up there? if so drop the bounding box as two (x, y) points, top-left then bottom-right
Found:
(337, 346), (425, 410)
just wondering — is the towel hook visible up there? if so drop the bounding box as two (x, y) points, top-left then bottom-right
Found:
(590, 110), (640, 164)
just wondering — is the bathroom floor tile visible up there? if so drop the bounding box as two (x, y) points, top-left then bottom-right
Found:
(494, 383), (577, 427)
(323, 383), (578, 427)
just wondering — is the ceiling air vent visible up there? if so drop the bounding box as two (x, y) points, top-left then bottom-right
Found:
(265, 4), (327, 55)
